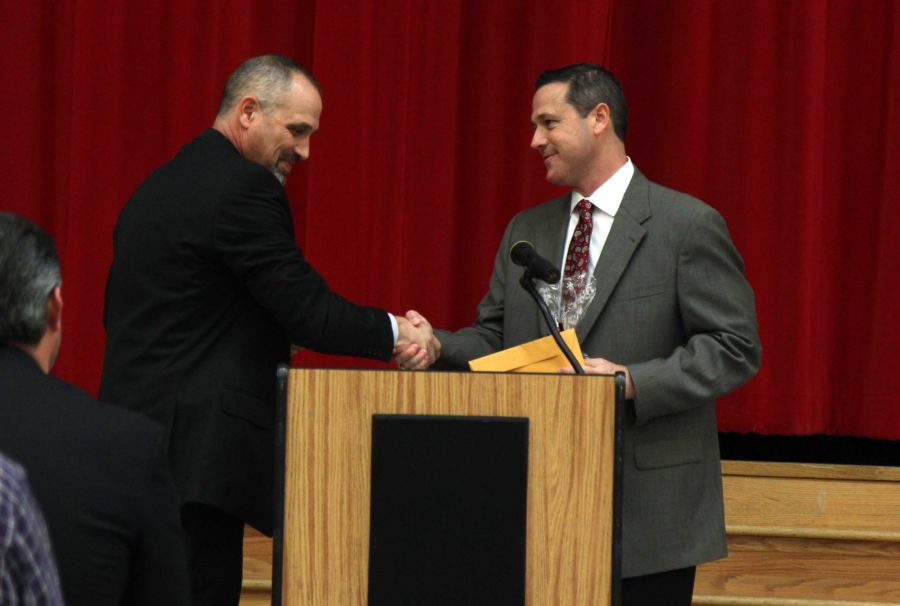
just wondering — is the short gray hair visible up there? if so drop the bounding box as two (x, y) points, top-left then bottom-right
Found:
(0, 213), (61, 346)
(216, 54), (319, 116)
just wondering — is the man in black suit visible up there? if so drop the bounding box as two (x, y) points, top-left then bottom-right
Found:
(0, 212), (190, 606)
(99, 54), (435, 605)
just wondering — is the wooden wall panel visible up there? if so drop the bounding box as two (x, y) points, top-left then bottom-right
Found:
(694, 461), (900, 605)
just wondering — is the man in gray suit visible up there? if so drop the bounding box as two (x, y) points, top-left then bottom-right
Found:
(398, 63), (761, 604)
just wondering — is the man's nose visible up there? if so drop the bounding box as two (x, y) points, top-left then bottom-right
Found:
(296, 140), (309, 161)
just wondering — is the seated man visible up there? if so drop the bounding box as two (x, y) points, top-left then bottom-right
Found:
(0, 212), (190, 606)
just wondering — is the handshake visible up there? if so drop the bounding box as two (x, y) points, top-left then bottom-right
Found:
(393, 310), (441, 370)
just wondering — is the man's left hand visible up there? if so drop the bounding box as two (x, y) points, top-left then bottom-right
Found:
(559, 357), (635, 399)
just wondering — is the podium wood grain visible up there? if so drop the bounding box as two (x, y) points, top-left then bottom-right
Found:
(280, 369), (617, 606)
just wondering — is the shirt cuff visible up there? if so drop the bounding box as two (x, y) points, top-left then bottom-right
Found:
(389, 313), (398, 344)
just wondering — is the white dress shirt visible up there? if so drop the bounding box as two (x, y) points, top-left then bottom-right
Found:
(561, 158), (635, 277)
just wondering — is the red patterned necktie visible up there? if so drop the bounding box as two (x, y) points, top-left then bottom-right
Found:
(563, 199), (593, 303)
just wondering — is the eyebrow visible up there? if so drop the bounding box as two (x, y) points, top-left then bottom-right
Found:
(288, 122), (316, 133)
(531, 112), (559, 124)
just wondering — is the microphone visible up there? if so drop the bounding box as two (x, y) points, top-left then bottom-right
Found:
(511, 240), (583, 373)
(509, 241), (560, 284)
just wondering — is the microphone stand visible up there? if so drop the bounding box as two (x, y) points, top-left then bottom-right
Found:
(519, 270), (585, 375)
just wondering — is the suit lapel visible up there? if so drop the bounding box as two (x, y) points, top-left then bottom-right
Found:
(534, 194), (573, 337)
(576, 169), (652, 341)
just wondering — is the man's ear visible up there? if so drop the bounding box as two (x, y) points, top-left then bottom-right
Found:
(237, 96), (262, 128)
(591, 102), (612, 136)
(47, 286), (63, 332)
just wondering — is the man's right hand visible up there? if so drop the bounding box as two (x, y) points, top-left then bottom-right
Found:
(394, 310), (441, 370)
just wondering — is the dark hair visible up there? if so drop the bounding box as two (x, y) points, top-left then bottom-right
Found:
(217, 54), (319, 116)
(535, 63), (628, 140)
(0, 213), (61, 346)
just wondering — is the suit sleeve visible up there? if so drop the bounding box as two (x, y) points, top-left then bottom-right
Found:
(434, 215), (519, 367)
(124, 427), (191, 606)
(628, 206), (761, 422)
(213, 168), (393, 360)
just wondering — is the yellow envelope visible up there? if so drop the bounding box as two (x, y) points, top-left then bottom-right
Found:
(468, 329), (585, 373)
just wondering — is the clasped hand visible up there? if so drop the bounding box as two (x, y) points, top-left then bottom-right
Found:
(393, 310), (441, 369)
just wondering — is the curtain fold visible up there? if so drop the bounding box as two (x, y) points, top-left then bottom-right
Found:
(1, 0), (897, 438)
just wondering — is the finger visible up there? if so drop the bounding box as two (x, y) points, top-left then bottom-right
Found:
(582, 358), (612, 372)
(400, 348), (429, 370)
(407, 349), (430, 370)
(405, 309), (425, 326)
(394, 343), (420, 364)
(413, 326), (428, 350)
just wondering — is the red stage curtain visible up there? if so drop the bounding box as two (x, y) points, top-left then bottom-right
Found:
(1, 1), (898, 439)
(608, 0), (900, 437)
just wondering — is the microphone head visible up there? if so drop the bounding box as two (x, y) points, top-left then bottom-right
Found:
(509, 240), (560, 284)
(509, 240), (535, 267)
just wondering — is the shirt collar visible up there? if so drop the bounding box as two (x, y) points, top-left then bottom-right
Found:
(570, 157), (635, 217)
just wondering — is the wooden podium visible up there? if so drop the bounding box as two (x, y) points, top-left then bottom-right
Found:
(273, 368), (623, 606)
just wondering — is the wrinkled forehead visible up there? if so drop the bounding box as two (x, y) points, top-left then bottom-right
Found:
(275, 75), (323, 123)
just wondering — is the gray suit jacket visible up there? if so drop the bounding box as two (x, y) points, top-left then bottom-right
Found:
(436, 168), (761, 577)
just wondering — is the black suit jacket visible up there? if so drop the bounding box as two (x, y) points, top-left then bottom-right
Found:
(99, 129), (394, 533)
(0, 346), (190, 606)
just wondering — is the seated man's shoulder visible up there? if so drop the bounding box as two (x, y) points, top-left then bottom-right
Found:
(41, 374), (165, 455)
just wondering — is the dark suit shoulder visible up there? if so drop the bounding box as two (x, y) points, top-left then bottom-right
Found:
(510, 193), (570, 224)
(0, 348), (188, 606)
(496, 194), (570, 248)
(44, 374), (165, 447)
(0, 350), (164, 460)
(182, 129), (283, 191)
(172, 130), (293, 240)
(122, 129), (284, 222)
(640, 172), (721, 222)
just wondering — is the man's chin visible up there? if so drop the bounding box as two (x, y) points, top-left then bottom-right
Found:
(545, 170), (565, 186)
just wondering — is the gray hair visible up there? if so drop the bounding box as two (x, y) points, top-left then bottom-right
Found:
(216, 54), (319, 116)
(0, 213), (61, 346)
